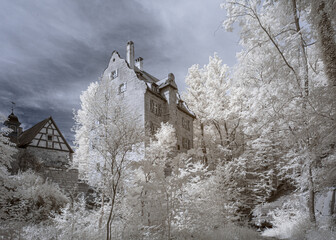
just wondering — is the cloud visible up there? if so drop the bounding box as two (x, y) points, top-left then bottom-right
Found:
(0, 0), (240, 144)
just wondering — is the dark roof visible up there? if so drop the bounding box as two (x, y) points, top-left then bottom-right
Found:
(18, 117), (74, 153)
(18, 118), (49, 147)
(134, 67), (159, 83)
(5, 112), (21, 126)
(146, 87), (167, 102)
(158, 81), (178, 90)
(158, 73), (178, 90)
(177, 104), (196, 119)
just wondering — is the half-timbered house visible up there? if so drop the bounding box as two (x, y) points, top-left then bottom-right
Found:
(4, 112), (78, 193)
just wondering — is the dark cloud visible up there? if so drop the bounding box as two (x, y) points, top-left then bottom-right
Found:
(0, 0), (240, 145)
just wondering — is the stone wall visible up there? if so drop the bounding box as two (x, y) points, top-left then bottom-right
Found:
(42, 167), (79, 194)
(17, 147), (79, 194)
(22, 146), (71, 167)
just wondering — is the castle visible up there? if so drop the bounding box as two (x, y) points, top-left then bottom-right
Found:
(4, 41), (194, 193)
(101, 41), (195, 150)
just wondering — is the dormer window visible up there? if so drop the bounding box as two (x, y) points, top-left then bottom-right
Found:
(110, 69), (118, 80)
(151, 84), (159, 93)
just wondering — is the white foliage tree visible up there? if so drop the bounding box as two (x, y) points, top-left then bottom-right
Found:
(74, 77), (143, 240)
(0, 114), (17, 219)
(132, 123), (207, 239)
(184, 54), (241, 167)
(133, 123), (179, 239)
(222, 0), (336, 225)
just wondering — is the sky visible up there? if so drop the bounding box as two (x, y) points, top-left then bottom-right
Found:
(0, 0), (240, 144)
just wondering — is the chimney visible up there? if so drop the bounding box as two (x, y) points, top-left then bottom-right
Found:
(135, 57), (143, 70)
(126, 41), (134, 69)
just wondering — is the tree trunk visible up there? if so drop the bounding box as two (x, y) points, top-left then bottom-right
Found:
(99, 194), (104, 228)
(292, 0), (317, 225)
(200, 122), (208, 166)
(308, 164), (316, 224)
(311, 1), (336, 88)
(213, 120), (224, 147)
(292, 0), (309, 98)
(106, 189), (116, 240)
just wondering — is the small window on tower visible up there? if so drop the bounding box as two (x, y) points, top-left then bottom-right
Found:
(119, 83), (127, 94)
(110, 69), (118, 80)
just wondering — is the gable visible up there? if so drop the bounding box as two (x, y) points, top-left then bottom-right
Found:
(18, 117), (73, 153)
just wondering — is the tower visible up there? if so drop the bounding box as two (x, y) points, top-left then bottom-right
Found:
(4, 110), (22, 143)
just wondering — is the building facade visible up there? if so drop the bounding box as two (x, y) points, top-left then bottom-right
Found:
(102, 41), (195, 151)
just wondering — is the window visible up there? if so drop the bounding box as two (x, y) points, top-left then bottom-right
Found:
(151, 84), (159, 93)
(154, 103), (158, 115)
(149, 121), (159, 135)
(119, 83), (127, 94)
(182, 117), (190, 131)
(154, 103), (161, 116)
(150, 121), (154, 134)
(110, 69), (118, 80)
(182, 137), (191, 150)
(150, 99), (162, 116)
(150, 99), (154, 112)
(158, 105), (162, 116)
(47, 134), (53, 148)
